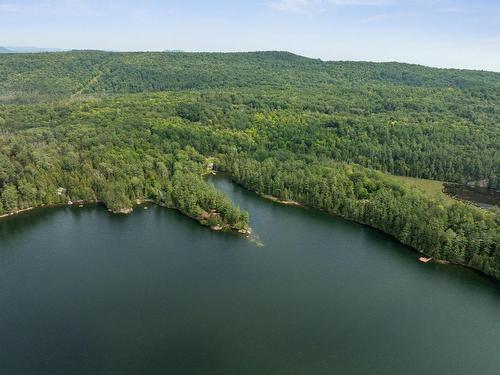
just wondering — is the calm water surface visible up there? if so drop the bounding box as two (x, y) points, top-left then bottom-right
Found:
(0, 177), (499, 375)
(444, 183), (499, 210)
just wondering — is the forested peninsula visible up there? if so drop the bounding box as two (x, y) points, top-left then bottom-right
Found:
(0, 51), (498, 279)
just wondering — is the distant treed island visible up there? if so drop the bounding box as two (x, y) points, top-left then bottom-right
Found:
(0, 51), (498, 279)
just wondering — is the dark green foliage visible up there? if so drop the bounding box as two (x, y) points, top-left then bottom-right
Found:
(1, 51), (499, 101)
(176, 102), (206, 122)
(1, 184), (18, 212)
(0, 51), (498, 278)
(0, 99), (249, 229)
(223, 155), (499, 280)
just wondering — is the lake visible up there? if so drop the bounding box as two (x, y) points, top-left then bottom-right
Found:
(0, 176), (499, 375)
(444, 183), (500, 211)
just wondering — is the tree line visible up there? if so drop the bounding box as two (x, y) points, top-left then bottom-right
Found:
(0, 51), (498, 278)
(222, 154), (499, 280)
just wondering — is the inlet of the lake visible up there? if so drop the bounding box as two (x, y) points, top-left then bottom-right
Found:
(0, 176), (499, 375)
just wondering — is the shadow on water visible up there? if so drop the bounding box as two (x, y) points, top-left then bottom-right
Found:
(209, 174), (500, 292)
(0, 207), (61, 242)
(444, 183), (500, 210)
(0, 175), (499, 375)
(0, 203), (106, 243)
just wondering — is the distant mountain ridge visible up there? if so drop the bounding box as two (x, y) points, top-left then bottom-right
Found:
(0, 46), (67, 53)
(0, 50), (498, 98)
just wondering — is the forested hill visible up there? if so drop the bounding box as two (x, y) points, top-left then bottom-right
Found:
(0, 51), (499, 280)
(1, 51), (498, 187)
(1, 51), (499, 100)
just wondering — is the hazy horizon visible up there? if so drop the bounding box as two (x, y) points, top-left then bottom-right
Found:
(2, 47), (500, 73)
(1, 0), (499, 72)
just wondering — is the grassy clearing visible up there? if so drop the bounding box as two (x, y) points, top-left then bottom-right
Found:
(387, 175), (453, 202)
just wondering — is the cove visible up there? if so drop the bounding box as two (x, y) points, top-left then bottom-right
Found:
(0, 176), (499, 375)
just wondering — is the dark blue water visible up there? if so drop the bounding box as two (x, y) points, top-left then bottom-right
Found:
(0, 176), (499, 375)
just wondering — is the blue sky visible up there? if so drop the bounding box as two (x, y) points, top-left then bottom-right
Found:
(1, 0), (499, 71)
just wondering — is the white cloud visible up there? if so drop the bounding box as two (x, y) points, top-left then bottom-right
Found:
(329, 0), (391, 4)
(0, 0), (97, 17)
(269, 0), (392, 14)
(360, 11), (410, 23)
(269, 0), (321, 14)
(437, 7), (465, 14)
(483, 37), (500, 46)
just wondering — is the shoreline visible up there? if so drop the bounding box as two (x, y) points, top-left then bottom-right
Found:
(230, 178), (485, 275)
(0, 199), (102, 219)
(259, 193), (301, 206)
(0, 198), (251, 236)
(0, 206), (36, 219)
(1, 179), (492, 280)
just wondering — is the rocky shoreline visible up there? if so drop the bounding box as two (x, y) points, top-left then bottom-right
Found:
(0, 198), (251, 236)
(0, 199), (101, 219)
(260, 194), (301, 206)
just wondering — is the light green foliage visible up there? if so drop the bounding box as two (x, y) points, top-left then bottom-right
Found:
(223, 156), (499, 280)
(1, 184), (18, 212)
(0, 51), (498, 278)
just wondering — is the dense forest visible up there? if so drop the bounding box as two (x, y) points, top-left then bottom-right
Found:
(0, 51), (498, 279)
